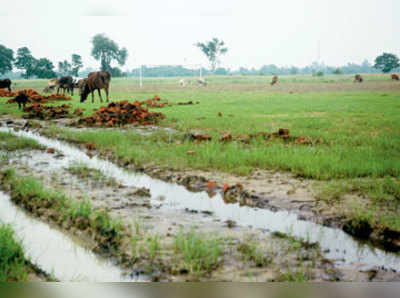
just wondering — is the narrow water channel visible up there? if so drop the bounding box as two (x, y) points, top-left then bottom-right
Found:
(0, 191), (146, 281)
(3, 127), (400, 272)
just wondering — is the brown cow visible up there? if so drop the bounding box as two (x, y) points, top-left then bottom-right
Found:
(80, 71), (111, 103)
(354, 74), (363, 83)
(271, 75), (278, 85)
(391, 74), (399, 81)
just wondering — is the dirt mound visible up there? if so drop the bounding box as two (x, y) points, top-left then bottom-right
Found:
(22, 103), (71, 120)
(77, 100), (166, 127)
(0, 89), (15, 97)
(5, 89), (71, 103)
(183, 129), (321, 145)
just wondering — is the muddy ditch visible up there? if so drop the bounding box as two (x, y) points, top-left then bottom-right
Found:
(0, 190), (146, 281)
(2, 127), (400, 278)
(1, 150), (397, 281)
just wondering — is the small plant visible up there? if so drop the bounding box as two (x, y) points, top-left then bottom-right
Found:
(238, 242), (272, 267)
(173, 228), (223, 276)
(0, 224), (29, 281)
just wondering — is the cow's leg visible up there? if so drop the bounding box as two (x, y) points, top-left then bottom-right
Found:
(18, 102), (21, 109)
(91, 91), (94, 103)
(8, 85), (11, 92)
(71, 86), (74, 96)
(98, 89), (103, 103)
(105, 87), (109, 102)
(57, 86), (60, 94)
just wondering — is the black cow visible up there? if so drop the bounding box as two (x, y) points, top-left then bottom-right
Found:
(0, 79), (12, 91)
(57, 76), (74, 96)
(14, 93), (29, 109)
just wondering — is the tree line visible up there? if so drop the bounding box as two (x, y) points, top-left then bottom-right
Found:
(0, 35), (399, 79)
(0, 34), (128, 79)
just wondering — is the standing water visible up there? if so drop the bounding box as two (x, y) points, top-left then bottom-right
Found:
(0, 191), (145, 281)
(2, 128), (400, 272)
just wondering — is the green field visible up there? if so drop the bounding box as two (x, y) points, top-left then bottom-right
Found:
(2, 74), (400, 234)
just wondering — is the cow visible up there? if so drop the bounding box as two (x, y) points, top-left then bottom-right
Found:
(0, 79), (12, 91)
(271, 75), (278, 86)
(179, 79), (185, 87)
(13, 92), (29, 109)
(354, 74), (363, 83)
(80, 71), (111, 103)
(197, 78), (207, 86)
(57, 76), (74, 95)
(391, 74), (399, 81)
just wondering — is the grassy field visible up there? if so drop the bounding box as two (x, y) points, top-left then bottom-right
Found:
(2, 74), (400, 179)
(2, 74), (400, 234)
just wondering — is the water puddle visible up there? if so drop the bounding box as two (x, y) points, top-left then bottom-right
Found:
(3, 127), (400, 272)
(0, 191), (146, 281)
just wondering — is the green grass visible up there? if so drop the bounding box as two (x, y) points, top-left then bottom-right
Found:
(0, 132), (42, 151)
(67, 162), (118, 186)
(0, 223), (29, 282)
(173, 229), (223, 276)
(316, 177), (400, 232)
(237, 242), (273, 267)
(1, 168), (125, 249)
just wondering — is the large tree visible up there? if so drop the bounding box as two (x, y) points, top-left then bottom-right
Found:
(374, 53), (400, 73)
(0, 45), (14, 75)
(195, 38), (228, 72)
(58, 60), (72, 76)
(33, 58), (57, 78)
(14, 47), (36, 79)
(71, 54), (83, 76)
(91, 34), (128, 72)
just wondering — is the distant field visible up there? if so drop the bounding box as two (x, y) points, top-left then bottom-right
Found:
(2, 74), (400, 179)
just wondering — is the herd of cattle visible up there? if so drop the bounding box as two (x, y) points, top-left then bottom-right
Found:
(0, 73), (399, 103)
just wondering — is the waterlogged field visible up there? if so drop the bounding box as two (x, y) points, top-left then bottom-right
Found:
(1, 74), (400, 280)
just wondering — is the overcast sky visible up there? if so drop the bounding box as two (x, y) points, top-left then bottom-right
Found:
(1, 0), (399, 71)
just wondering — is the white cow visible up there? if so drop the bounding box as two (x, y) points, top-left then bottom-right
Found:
(179, 79), (185, 87)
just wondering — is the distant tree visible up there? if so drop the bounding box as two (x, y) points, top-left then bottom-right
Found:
(33, 58), (57, 78)
(333, 68), (342, 75)
(91, 34), (128, 72)
(110, 66), (123, 77)
(315, 71), (324, 77)
(71, 54), (83, 76)
(215, 67), (228, 75)
(195, 38), (228, 72)
(290, 66), (298, 75)
(14, 47), (37, 79)
(374, 53), (400, 73)
(0, 45), (14, 75)
(58, 60), (72, 76)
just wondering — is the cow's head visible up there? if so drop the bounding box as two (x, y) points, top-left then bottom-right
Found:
(80, 83), (90, 102)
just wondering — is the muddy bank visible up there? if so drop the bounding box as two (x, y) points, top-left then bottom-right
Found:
(4, 151), (400, 281)
(0, 191), (146, 281)
(2, 128), (400, 280)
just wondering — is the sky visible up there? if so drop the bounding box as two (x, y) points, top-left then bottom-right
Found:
(1, 0), (399, 71)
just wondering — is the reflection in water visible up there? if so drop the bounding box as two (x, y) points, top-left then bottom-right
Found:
(3, 127), (400, 271)
(0, 192), (144, 281)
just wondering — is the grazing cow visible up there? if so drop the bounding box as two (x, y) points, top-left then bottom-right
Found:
(354, 74), (363, 83)
(197, 78), (207, 86)
(14, 92), (29, 109)
(179, 79), (185, 87)
(391, 74), (399, 81)
(271, 75), (278, 86)
(80, 71), (111, 103)
(57, 76), (74, 95)
(0, 79), (12, 91)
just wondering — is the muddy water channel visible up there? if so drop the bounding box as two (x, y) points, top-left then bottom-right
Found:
(3, 128), (400, 275)
(0, 190), (145, 281)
